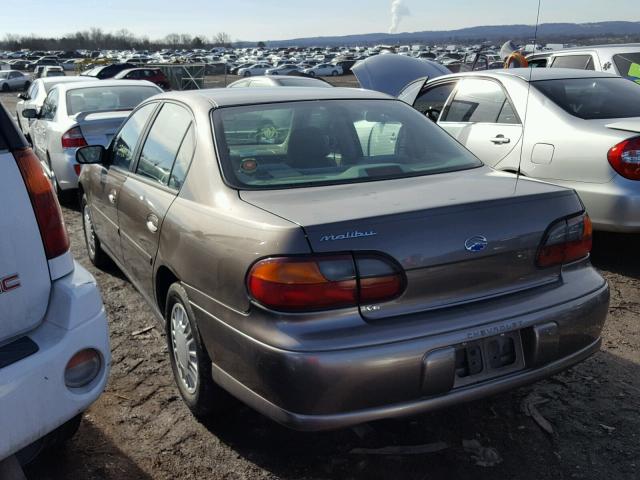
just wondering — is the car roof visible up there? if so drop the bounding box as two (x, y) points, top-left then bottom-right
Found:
(550, 43), (640, 53)
(53, 79), (160, 92)
(439, 68), (621, 83)
(116, 68), (157, 76)
(155, 87), (392, 109)
(40, 76), (100, 86)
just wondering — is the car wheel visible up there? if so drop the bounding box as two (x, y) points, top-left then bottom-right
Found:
(23, 81), (31, 90)
(331, 70), (338, 76)
(166, 282), (234, 419)
(243, 71), (251, 77)
(81, 194), (110, 268)
(272, 71), (278, 75)
(308, 71), (316, 77)
(1, 83), (9, 92)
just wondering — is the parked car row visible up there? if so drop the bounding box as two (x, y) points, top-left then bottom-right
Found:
(5, 47), (639, 467)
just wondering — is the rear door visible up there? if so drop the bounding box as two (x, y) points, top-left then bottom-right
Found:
(31, 87), (58, 161)
(87, 102), (157, 262)
(117, 102), (195, 297)
(438, 77), (523, 167)
(0, 108), (50, 343)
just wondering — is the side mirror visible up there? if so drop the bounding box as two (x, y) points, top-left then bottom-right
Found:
(22, 108), (38, 119)
(76, 145), (105, 164)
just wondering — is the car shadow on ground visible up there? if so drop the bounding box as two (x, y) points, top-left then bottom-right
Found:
(591, 232), (640, 280)
(24, 421), (153, 480)
(200, 349), (639, 480)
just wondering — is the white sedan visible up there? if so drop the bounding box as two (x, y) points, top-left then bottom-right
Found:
(265, 64), (301, 75)
(301, 63), (343, 77)
(237, 63), (272, 77)
(23, 79), (162, 198)
(16, 76), (99, 141)
(0, 70), (31, 91)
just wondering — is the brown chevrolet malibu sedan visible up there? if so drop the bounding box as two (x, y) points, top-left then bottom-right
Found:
(76, 87), (609, 430)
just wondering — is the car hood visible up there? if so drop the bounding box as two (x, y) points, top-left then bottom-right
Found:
(352, 55), (451, 97)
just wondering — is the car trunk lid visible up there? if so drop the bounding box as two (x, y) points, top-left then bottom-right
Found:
(74, 110), (131, 146)
(240, 168), (584, 320)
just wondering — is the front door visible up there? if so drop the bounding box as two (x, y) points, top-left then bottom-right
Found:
(88, 102), (157, 262)
(117, 102), (195, 297)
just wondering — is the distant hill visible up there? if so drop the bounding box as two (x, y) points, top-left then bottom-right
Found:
(244, 21), (640, 47)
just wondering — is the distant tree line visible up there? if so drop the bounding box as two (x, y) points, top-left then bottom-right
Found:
(0, 28), (235, 52)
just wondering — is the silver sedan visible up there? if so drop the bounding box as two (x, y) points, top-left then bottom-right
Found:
(358, 66), (640, 232)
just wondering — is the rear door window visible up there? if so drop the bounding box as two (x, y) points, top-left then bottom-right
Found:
(441, 78), (518, 124)
(612, 53), (640, 83)
(111, 103), (156, 169)
(40, 89), (58, 120)
(136, 103), (193, 186)
(551, 55), (595, 70)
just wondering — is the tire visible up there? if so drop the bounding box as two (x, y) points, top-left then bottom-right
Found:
(331, 70), (338, 76)
(308, 71), (316, 77)
(165, 283), (234, 419)
(243, 71), (251, 77)
(81, 194), (110, 269)
(1, 83), (9, 92)
(23, 81), (31, 90)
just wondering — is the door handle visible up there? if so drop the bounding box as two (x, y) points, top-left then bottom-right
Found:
(146, 214), (159, 233)
(490, 135), (511, 145)
(108, 191), (117, 205)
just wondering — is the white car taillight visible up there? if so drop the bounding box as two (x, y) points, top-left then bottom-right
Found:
(65, 349), (102, 389)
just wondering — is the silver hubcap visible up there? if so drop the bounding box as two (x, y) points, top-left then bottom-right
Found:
(83, 205), (96, 259)
(170, 303), (199, 394)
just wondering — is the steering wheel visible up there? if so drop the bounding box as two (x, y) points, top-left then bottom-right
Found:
(426, 107), (441, 122)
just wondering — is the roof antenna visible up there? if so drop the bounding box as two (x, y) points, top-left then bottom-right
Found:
(516, 0), (542, 189)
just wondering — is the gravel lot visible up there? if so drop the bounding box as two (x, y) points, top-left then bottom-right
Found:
(1, 81), (639, 480)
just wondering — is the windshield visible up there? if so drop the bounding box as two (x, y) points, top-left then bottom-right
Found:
(612, 52), (640, 83)
(66, 85), (159, 114)
(533, 77), (640, 120)
(212, 99), (482, 189)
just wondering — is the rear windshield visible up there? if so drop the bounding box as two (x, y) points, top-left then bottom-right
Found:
(66, 86), (159, 115)
(612, 53), (640, 83)
(212, 99), (482, 189)
(533, 77), (640, 120)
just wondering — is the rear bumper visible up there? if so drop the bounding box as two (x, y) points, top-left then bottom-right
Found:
(209, 281), (609, 431)
(0, 263), (110, 460)
(561, 177), (640, 232)
(50, 149), (79, 191)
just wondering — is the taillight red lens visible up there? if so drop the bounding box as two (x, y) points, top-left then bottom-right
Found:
(608, 137), (640, 180)
(12, 148), (70, 259)
(61, 126), (88, 149)
(537, 214), (592, 268)
(247, 254), (405, 312)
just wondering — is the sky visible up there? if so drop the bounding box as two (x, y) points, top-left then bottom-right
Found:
(2, 0), (638, 42)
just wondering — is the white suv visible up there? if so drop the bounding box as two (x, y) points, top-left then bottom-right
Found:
(0, 104), (110, 469)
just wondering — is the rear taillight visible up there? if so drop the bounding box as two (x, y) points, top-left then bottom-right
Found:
(247, 254), (405, 312)
(13, 148), (70, 259)
(537, 214), (592, 268)
(61, 126), (87, 149)
(608, 137), (640, 180)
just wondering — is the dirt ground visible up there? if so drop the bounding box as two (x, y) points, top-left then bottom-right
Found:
(1, 79), (639, 480)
